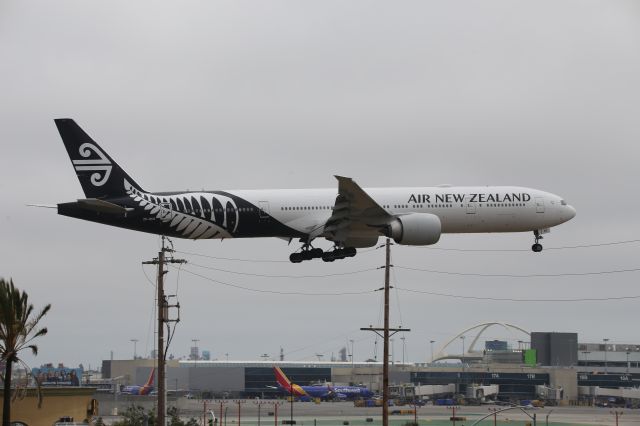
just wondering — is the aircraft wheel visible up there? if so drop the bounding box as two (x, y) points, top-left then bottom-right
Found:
(290, 253), (303, 263)
(345, 247), (357, 257)
(322, 252), (335, 262)
(301, 250), (314, 261)
(311, 248), (324, 258)
(333, 249), (346, 260)
(531, 243), (543, 252)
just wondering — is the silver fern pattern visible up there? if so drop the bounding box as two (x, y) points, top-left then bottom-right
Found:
(124, 180), (236, 239)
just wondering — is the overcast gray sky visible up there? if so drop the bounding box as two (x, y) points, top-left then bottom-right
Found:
(2, 1), (640, 369)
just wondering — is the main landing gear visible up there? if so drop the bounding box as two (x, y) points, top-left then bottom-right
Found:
(532, 230), (543, 252)
(289, 244), (357, 263)
(289, 245), (323, 263)
(320, 247), (357, 262)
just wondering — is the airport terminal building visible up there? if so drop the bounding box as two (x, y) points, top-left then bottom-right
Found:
(101, 332), (640, 404)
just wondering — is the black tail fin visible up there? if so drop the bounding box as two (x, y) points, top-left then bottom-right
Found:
(55, 118), (145, 199)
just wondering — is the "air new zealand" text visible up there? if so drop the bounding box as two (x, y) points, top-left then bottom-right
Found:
(408, 193), (532, 204)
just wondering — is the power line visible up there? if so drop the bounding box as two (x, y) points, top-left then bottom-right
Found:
(174, 247), (378, 263)
(390, 252), (404, 327)
(170, 237), (640, 269)
(283, 328), (363, 358)
(172, 265), (376, 296)
(164, 253), (640, 280)
(395, 265), (640, 278)
(175, 250), (289, 263)
(187, 261), (378, 279)
(395, 286), (640, 302)
(413, 238), (640, 252)
(141, 264), (157, 287)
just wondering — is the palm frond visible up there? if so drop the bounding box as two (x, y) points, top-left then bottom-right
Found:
(0, 278), (51, 415)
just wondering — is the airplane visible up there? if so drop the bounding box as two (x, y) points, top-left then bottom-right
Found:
(272, 366), (374, 400)
(54, 119), (576, 263)
(121, 368), (155, 395)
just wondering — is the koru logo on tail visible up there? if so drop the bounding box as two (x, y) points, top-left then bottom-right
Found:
(72, 143), (112, 186)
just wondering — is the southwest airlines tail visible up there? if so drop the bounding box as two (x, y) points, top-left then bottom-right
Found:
(140, 368), (155, 395)
(273, 366), (308, 397)
(54, 118), (145, 199)
(274, 366), (293, 393)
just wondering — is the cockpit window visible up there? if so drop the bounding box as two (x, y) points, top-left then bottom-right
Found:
(560, 200), (567, 205)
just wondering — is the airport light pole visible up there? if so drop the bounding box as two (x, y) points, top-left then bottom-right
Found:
(460, 336), (466, 393)
(430, 340), (435, 363)
(192, 339), (200, 361)
(390, 338), (394, 365)
(350, 339), (355, 366)
(373, 340), (378, 361)
(626, 348), (630, 373)
(130, 339), (138, 359)
(401, 336), (406, 364)
(603, 338), (610, 373)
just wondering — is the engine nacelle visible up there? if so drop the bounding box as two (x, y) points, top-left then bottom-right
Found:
(387, 213), (441, 246)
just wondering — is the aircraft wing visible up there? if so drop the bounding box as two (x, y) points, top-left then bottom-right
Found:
(318, 176), (392, 245)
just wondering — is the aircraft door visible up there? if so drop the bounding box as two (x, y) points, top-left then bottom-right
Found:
(258, 201), (270, 222)
(465, 202), (477, 230)
(535, 197), (545, 213)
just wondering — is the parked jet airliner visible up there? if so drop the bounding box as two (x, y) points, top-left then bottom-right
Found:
(272, 366), (374, 400)
(54, 119), (576, 262)
(121, 368), (155, 395)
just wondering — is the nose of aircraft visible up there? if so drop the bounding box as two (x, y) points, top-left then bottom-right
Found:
(565, 205), (576, 221)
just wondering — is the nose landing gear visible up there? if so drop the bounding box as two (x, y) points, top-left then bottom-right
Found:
(532, 230), (543, 252)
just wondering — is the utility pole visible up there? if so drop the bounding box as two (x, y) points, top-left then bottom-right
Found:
(361, 239), (410, 426)
(383, 238), (390, 426)
(143, 236), (186, 426)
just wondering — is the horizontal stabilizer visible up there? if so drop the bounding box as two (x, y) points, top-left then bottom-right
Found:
(26, 204), (57, 209)
(76, 198), (134, 215)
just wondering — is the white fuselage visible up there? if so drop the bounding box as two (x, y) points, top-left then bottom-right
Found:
(229, 185), (576, 236)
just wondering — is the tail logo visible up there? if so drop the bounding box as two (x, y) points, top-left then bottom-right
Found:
(72, 143), (112, 186)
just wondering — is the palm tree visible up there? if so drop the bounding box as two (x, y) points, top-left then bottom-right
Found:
(0, 278), (51, 426)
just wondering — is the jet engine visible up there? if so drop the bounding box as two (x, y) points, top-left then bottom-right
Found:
(386, 213), (441, 246)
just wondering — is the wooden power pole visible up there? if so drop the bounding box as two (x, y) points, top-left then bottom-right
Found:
(143, 237), (185, 426)
(361, 238), (410, 426)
